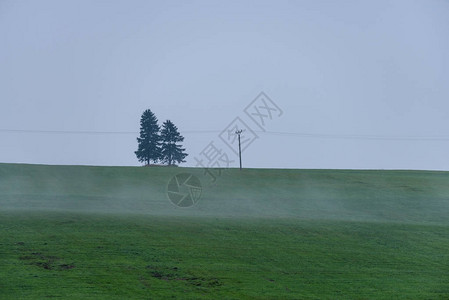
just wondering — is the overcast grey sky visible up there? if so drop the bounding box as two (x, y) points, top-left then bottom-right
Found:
(1, 0), (448, 170)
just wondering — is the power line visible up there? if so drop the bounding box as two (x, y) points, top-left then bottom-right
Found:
(260, 131), (449, 141)
(0, 129), (136, 135)
(1, 128), (449, 141)
(0, 129), (220, 135)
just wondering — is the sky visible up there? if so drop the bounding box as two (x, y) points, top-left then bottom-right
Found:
(1, 0), (449, 170)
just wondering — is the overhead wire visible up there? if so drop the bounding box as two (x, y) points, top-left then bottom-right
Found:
(0, 128), (448, 141)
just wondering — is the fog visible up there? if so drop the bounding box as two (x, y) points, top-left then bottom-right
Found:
(1, 164), (448, 226)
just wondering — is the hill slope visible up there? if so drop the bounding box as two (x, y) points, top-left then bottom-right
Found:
(1, 163), (449, 224)
(1, 163), (449, 298)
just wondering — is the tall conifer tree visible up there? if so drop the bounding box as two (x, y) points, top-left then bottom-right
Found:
(135, 109), (161, 165)
(160, 120), (188, 165)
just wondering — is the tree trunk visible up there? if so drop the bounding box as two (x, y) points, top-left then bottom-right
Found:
(169, 143), (172, 165)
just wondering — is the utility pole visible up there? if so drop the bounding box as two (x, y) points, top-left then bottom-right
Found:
(235, 129), (243, 170)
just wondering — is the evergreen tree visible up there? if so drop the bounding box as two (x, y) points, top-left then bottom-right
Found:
(135, 109), (161, 165)
(160, 120), (188, 165)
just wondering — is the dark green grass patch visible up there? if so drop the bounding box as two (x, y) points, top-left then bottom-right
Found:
(1, 164), (449, 298)
(1, 212), (449, 299)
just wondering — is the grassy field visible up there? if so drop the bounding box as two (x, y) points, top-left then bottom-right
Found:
(1, 163), (449, 299)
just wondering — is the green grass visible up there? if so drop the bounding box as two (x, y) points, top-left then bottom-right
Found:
(1, 163), (449, 299)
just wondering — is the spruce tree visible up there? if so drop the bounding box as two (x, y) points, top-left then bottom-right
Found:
(160, 120), (188, 166)
(135, 109), (161, 165)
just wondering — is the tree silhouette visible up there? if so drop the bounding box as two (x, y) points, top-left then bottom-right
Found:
(135, 109), (161, 165)
(160, 120), (188, 166)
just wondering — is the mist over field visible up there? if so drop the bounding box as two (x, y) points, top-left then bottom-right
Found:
(2, 163), (449, 298)
(1, 163), (449, 225)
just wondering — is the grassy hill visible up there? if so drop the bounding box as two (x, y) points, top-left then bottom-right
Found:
(1, 163), (449, 223)
(1, 163), (449, 298)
